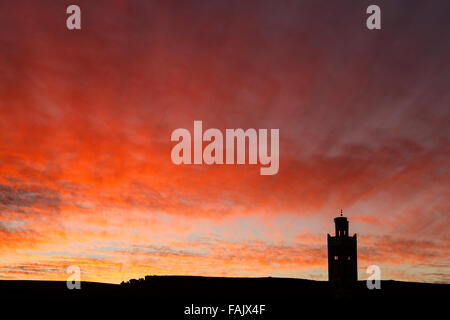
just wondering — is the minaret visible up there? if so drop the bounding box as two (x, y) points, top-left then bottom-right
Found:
(327, 210), (357, 284)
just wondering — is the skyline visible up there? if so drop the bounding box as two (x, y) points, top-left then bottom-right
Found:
(0, 0), (449, 284)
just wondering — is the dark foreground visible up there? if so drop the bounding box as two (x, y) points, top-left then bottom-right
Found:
(1, 276), (448, 317)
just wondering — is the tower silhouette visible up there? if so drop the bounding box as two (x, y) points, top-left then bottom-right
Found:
(327, 210), (357, 284)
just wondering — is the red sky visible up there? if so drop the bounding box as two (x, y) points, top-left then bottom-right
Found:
(0, 0), (449, 283)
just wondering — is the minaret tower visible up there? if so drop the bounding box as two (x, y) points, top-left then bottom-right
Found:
(327, 210), (357, 284)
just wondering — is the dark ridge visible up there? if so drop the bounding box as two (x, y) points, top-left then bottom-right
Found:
(1, 276), (447, 302)
(1, 277), (448, 317)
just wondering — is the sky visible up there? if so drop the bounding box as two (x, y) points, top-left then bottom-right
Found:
(0, 0), (449, 284)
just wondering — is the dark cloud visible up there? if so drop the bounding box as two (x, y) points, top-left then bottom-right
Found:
(0, 183), (61, 214)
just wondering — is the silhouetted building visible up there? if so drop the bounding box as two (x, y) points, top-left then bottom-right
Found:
(327, 210), (357, 284)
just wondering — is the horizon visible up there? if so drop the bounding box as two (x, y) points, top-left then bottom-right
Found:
(2, 275), (448, 286)
(0, 0), (449, 285)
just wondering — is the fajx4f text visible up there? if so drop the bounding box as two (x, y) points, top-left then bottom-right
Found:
(228, 305), (265, 316)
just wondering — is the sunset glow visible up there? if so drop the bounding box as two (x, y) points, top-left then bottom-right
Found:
(0, 0), (449, 284)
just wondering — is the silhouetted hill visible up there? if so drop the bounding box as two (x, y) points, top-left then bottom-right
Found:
(0, 280), (119, 300)
(1, 277), (448, 317)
